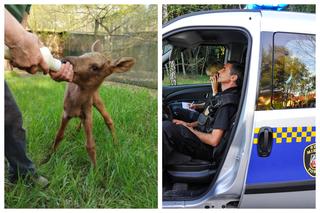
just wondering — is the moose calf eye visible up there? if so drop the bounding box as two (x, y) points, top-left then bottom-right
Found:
(91, 64), (99, 72)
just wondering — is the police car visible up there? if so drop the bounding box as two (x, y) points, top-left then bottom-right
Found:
(162, 6), (315, 208)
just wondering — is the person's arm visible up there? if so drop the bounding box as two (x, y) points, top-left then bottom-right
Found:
(184, 126), (224, 147)
(5, 9), (48, 74)
(185, 105), (233, 146)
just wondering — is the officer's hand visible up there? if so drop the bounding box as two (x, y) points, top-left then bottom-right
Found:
(189, 103), (197, 109)
(211, 73), (219, 94)
(172, 119), (187, 126)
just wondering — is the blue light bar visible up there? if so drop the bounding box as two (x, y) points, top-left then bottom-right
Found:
(245, 4), (288, 11)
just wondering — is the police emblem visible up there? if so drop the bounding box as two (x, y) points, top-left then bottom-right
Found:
(303, 143), (316, 177)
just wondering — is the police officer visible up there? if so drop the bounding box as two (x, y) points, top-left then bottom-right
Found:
(163, 62), (243, 166)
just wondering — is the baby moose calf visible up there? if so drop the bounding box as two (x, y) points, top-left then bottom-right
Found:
(49, 41), (135, 167)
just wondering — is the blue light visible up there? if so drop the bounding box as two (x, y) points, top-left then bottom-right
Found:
(245, 4), (288, 11)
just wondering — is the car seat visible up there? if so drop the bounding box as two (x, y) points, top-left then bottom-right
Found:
(166, 114), (237, 183)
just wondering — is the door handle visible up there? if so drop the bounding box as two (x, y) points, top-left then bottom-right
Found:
(257, 127), (273, 157)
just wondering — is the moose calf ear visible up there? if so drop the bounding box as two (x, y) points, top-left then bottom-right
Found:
(91, 40), (103, 52)
(111, 57), (136, 73)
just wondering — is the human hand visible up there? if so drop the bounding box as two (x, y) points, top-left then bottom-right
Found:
(189, 102), (196, 109)
(49, 62), (74, 82)
(173, 119), (193, 128)
(8, 31), (49, 74)
(210, 73), (219, 94)
(210, 73), (219, 83)
(172, 119), (187, 126)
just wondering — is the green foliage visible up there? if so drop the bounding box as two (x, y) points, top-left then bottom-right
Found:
(163, 4), (242, 23)
(29, 5), (157, 34)
(286, 5), (315, 13)
(5, 72), (157, 208)
(163, 4), (315, 23)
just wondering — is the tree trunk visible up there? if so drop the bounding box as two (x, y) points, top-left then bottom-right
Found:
(168, 60), (177, 85)
(162, 5), (168, 24)
(181, 52), (186, 75)
(94, 19), (99, 39)
(200, 46), (209, 75)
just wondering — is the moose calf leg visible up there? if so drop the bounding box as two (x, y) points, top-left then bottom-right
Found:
(82, 110), (96, 167)
(53, 114), (71, 151)
(76, 121), (82, 132)
(41, 113), (71, 165)
(93, 94), (118, 144)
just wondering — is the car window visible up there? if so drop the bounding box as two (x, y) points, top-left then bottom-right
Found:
(163, 45), (226, 85)
(257, 32), (315, 110)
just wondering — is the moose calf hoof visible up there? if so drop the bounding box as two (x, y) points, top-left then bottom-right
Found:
(112, 135), (119, 145)
(40, 152), (53, 165)
(86, 146), (97, 166)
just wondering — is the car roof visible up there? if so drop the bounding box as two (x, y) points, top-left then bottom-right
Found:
(260, 10), (315, 33)
(163, 9), (315, 34)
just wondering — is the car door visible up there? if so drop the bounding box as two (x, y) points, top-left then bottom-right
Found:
(163, 84), (212, 106)
(240, 32), (316, 208)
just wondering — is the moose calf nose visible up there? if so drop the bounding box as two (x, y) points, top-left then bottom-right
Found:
(62, 56), (76, 65)
(61, 59), (68, 64)
(61, 58), (69, 63)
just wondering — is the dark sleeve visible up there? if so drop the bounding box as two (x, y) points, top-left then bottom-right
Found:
(5, 5), (31, 23)
(211, 105), (237, 131)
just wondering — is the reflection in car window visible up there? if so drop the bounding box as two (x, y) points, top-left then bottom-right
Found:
(257, 33), (315, 110)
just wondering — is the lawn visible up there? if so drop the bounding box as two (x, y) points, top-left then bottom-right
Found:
(4, 71), (157, 208)
(163, 73), (210, 85)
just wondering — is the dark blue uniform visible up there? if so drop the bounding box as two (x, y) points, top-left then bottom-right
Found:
(163, 87), (239, 166)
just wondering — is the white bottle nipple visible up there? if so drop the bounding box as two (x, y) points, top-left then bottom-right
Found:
(40, 47), (61, 72)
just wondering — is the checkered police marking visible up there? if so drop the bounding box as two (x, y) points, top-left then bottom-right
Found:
(253, 126), (316, 144)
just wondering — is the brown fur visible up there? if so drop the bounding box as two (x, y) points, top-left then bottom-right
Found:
(47, 41), (135, 167)
(205, 63), (223, 76)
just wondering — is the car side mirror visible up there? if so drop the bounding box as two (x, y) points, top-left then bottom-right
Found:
(162, 43), (173, 64)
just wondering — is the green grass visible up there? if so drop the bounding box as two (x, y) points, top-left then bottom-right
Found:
(4, 71), (157, 208)
(163, 73), (210, 85)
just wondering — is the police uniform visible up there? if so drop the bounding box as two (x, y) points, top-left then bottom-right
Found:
(163, 87), (240, 166)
